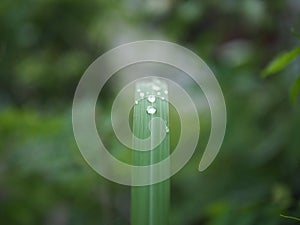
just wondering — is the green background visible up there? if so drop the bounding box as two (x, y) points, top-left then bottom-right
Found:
(0, 0), (300, 224)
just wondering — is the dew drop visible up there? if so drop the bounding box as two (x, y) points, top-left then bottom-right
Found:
(146, 106), (157, 115)
(165, 126), (170, 133)
(137, 88), (141, 92)
(140, 92), (145, 97)
(164, 90), (168, 94)
(161, 97), (165, 100)
(147, 95), (156, 103)
(157, 92), (161, 95)
(134, 100), (138, 105)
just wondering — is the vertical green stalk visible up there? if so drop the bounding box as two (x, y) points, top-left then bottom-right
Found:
(131, 79), (170, 225)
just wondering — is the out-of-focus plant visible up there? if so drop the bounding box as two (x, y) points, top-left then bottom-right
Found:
(262, 28), (300, 104)
(262, 28), (300, 222)
(280, 214), (300, 222)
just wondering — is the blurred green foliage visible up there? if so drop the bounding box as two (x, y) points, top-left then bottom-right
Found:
(1, 0), (300, 225)
(262, 29), (300, 104)
(262, 46), (300, 77)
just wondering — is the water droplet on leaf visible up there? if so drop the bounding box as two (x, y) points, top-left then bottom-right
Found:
(146, 106), (157, 115)
(165, 126), (170, 133)
(147, 95), (156, 103)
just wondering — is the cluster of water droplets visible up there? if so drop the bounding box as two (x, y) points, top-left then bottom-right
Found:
(135, 79), (169, 133)
(146, 95), (157, 115)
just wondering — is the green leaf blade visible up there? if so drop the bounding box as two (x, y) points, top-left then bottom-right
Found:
(131, 79), (170, 225)
(280, 214), (300, 222)
(262, 46), (300, 77)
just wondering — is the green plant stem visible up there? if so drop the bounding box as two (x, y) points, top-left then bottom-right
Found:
(131, 79), (170, 225)
(280, 214), (300, 222)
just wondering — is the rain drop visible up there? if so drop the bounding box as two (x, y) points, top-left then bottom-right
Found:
(134, 100), (138, 105)
(147, 95), (156, 103)
(140, 92), (145, 98)
(146, 106), (157, 115)
(157, 92), (161, 95)
(164, 90), (168, 94)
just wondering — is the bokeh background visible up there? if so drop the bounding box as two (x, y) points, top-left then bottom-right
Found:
(1, 0), (300, 224)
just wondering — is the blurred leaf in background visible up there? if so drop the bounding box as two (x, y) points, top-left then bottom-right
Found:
(262, 46), (300, 77)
